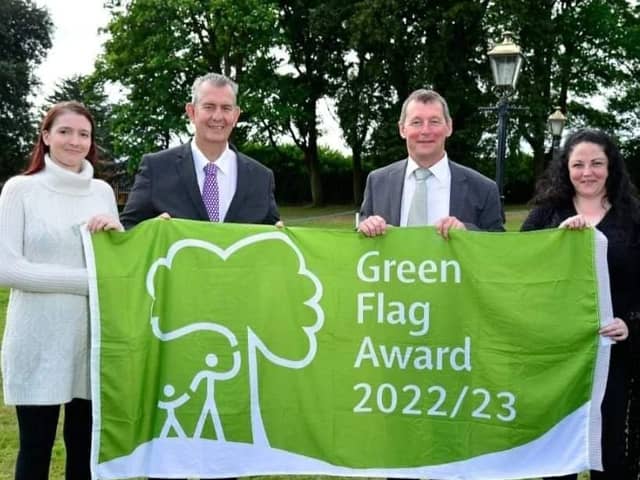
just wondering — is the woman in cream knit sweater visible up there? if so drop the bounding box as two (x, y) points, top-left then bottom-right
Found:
(0, 101), (122, 479)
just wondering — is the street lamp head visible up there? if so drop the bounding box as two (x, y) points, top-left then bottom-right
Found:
(488, 32), (524, 90)
(548, 106), (567, 137)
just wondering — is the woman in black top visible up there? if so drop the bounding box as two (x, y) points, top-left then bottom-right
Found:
(522, 128), (640, 479)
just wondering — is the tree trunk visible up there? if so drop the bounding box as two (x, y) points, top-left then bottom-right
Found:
(532, 140), (547, 183)
(352, 146), (363, 206)
(305, 126), (324, 206)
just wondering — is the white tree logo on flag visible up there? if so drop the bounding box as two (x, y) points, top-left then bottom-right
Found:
(145, 231), (324, 446)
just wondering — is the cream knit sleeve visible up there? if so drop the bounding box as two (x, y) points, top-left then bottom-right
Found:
(0, 177), (89, 295)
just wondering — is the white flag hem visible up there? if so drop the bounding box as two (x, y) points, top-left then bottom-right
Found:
(589, 228), (613, 471)
(80, 227), (103, 480)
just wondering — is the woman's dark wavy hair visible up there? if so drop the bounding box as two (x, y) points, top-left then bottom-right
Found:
(531, 128), (640, 223)
(24, 101), (98, 175)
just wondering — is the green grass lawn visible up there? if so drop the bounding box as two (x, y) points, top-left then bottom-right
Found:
(0, 205), (588, 479)
(280, 204), (530, 231)
(0, 288), (14, 479)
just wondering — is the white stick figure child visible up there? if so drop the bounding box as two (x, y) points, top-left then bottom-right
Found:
(158, 384), (190, 438)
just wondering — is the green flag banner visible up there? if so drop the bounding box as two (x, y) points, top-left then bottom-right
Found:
(82, 220), (612, 480)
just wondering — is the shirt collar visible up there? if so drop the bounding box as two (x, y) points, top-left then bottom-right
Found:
(405, 153), (450, 183)
(191, 140), (233, 175)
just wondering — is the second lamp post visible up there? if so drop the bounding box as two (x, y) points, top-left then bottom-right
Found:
(548, 106), (567, 162)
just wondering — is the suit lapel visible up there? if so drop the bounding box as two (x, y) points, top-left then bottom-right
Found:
(176, 142), (209, 220)
(387, 160), (407, 226)
(224, 148), (249, 222)
(448, 161), (468, 219)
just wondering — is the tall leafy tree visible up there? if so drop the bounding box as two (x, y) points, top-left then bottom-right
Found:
(98, 0), (278, 172)
(334, 44), (387, 205)
(488, 0), (640, 180)
(339, 1), (494, 177)
(0, 0), (52, 181)
(94, 0), (640, 203)
(245, 0), (348, 205)
(100, 0), (352, 205)
(331, 0), (395, 205)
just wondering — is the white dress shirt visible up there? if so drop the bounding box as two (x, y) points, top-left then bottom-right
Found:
(191, 141), (238, 222)
(400, 154), (451, 226)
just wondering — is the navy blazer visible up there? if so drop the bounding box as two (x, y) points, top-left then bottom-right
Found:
(359, 159), (504, 231)
(121, 142), (279, 229)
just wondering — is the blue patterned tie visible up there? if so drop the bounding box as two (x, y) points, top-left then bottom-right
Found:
(407, 168), (431, 225)
(202, 163), (220, 222)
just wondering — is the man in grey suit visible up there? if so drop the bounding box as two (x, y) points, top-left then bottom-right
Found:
(358, 89), (503, 237)
(121, 72), (278, 480)
(121, 72), (279, 229)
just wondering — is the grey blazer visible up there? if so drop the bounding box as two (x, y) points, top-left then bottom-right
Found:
(359, 159), (504, 231)
(121, 142), (279, 230)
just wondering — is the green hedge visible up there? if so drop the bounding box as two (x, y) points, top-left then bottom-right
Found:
(239, 142), (361, 204)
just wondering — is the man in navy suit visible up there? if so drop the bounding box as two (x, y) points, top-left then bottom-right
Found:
(358, 89), (503, 238)
(121, 72), (279, 229)
(121, 73), (278, 480)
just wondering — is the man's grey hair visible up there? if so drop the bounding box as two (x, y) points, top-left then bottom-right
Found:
(191, 73), (239, 104)
(399, 89), (451, 125)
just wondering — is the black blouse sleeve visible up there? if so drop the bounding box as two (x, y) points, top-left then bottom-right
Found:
(520, 206), (556, 231)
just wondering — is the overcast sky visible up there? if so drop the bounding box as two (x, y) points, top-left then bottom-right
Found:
(34, 0), (110, 103)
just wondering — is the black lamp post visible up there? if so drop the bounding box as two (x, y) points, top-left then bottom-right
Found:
(548, 106), (567, 162)
(487, 32), (524, 201)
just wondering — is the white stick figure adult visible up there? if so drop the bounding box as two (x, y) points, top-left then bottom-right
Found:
(190, 349), (241, 440)
(158, 384), (190, 438)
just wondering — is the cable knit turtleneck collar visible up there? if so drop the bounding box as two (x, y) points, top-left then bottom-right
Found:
(39, 154), (94, 195)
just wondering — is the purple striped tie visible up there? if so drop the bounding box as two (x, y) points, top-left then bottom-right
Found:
(202, 163), (220, 222)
